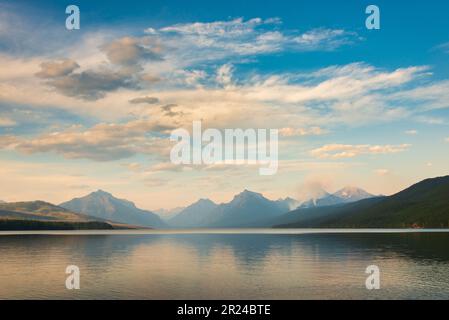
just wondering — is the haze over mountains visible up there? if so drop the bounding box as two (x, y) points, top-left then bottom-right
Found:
(276, 176), (449, 228)
(2, 176), (449, 230)
(0, 186), (379, 230)
(299, 187), (374, 208)
(155, 207), (185, 221)
(169, 190), (293, 228)
(60, 190), (167, 228)
(167, 188), (374, 228)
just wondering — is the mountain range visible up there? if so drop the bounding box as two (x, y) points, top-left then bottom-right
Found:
(167, 187), (372, 228)
(0, 201), (121, 230)
(59, 190), (167, 228)
(275, 175), (449, 229)
(298, 187), (374, 209)
(1, 175), (448, 230)
(0, 186), (380, 230)
(169, 190), (291, 228)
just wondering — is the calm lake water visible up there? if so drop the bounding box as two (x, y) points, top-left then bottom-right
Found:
(1, 229), (449, 300)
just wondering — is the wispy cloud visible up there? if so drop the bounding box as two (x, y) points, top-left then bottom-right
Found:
(129, 96), (160, 104)
(279, 127), (327, 137)
(1, 120), (175, 161)
(152, 18), (359, 56)
(311, 144), (411, 159)
(434, 42), (449, 54)
(0, 117), (16, 127)
(291, 28), (359, 51)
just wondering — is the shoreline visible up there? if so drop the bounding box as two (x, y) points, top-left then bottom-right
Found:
(1, 228), (449, 236)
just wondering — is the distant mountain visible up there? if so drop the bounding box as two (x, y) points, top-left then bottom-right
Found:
(207, 190), (290, 228)
(275, 175), (449, 228)
(299, 192), (343, 209)
(275, 197), (301, 211)
(0, 200), (5, 203)
(167, 190), (292, 228)
(333, 186), (375, 203)
(169, 199), (218, 228)
(60, 190), (166, 228)
(155, 207), (185, 221)
(0, 201), (93, 221)
(0, 201), (117, 230)
(299, 187), (374, 208)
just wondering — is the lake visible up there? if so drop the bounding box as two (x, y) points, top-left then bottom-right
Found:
(1, 229), (449, 300)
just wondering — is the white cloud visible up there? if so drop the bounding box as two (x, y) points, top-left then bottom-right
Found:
(292, 28), (358, 50)
(390, 80), (449, 111)
(311, 144), (411, 159)
(145, 17), (359, 66)
(216, 64), (234, 87)
(279, 127), (327, 137)
(0, 50), (441, 137)
(405, 130), (418, 135)
(434, 42), (449, 54)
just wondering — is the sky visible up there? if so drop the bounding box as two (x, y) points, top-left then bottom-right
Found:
(0, 0), (448, 211)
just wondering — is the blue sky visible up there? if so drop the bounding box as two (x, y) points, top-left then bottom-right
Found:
(11, 0), (449, 69)
(0, 0), (448, 209)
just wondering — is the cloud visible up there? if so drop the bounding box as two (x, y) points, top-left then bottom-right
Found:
(216, 64), (234, 87)
(34, 37), (164, 101)
(445, 137), (449, 143)
(3, 48), (440, 134)
(146, 17), (359, 66)
(434, 42), (449, 54)
(41, 68), (138, 100)
(279, 127), (327, 137)
(35, 59), (80, 78)
(405, 130), (418, 135)
(0, 117), (16, 127)
(415, 115), (445, 125)
(101, 36), (163, 66)
(390, 80), (449, 111)
(160, 104), (184, 118)
(0, 135), (19, 147)
(129, 96), (160, 104)
(311, 144), (411, 159)
(292, 28), (359, 51)
(158, 17), (267, 36)
(0, 120), (176, 161)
